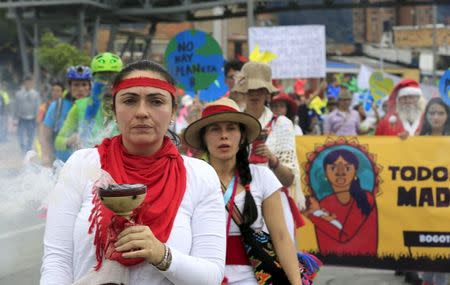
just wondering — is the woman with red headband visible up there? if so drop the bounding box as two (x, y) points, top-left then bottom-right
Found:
(40, 60), (226, 285)
(184, 97), (302, 285)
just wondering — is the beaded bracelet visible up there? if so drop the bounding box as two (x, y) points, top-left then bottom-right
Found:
(154, 244), (172, 271)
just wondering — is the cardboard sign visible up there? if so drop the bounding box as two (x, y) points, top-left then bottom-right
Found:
(248, 25), (326, 79)
(296, 136), (450, 272)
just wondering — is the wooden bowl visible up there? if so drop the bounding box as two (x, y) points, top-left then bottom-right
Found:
(99, 184), (147, 217)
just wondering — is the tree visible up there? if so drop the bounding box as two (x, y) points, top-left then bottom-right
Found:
(38, 32), (90, 79)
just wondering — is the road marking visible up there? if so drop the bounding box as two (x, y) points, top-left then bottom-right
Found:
(0, 224), (45, 239)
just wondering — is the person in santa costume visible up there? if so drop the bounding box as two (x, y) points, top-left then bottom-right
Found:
(375, 79), (426, 137)
(376, 79), (426, 284)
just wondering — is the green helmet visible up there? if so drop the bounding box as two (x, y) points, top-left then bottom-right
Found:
(90, 52), (123, 73)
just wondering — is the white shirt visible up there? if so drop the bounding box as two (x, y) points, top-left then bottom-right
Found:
(258, 107), (306, 210)
(225, 164), (282, 284)
(40, 148), (226, 285)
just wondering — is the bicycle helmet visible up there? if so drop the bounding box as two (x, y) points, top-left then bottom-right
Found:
(66, 65), (92, 81)
(90, 52), (123, 73)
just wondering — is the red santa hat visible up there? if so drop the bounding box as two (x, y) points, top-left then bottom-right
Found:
(387, 79), (423, 114)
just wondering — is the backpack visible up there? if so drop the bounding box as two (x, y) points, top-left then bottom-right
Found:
(52, 97), (64, 136)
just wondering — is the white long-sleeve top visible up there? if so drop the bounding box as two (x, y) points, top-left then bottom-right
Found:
(40, 148), (226, 285)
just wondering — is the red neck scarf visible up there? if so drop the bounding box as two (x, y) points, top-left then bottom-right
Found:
(89, 135), (187, 269)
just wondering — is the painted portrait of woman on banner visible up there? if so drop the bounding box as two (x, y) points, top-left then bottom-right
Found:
(304, 145), (379, 256)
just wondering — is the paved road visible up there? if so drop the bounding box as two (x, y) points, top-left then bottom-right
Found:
(0, 264), (411, 285)
(0, 136), (440, 285)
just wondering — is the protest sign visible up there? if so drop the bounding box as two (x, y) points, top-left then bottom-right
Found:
(248, 25), (326, 79)
(296, 136), (450, 271)
(439, 69), (450, 106)
(164, 29), (227, 101)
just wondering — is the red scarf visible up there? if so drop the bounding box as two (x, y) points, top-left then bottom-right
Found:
(89, 135), (187, 270)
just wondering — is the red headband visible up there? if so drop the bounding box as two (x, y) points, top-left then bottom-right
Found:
(112, 77), (177, 96)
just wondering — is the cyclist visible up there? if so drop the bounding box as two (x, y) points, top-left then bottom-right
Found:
(55, 52), (123, 154)
(41, 66), (92, 165)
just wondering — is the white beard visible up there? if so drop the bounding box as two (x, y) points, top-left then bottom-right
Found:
(397, 104), (422, 124)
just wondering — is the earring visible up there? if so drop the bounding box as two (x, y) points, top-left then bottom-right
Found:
(354, 177), (357, 181)
(170, 120), (175, 125)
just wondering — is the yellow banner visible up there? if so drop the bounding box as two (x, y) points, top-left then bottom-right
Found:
(296, 136), (450, 271)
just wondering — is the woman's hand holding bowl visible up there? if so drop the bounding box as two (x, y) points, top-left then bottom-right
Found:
(115, 225), (165, 265)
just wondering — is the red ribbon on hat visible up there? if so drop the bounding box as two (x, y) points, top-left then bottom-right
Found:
(112, 77), (177, 97)
(202, 105), (238, 118)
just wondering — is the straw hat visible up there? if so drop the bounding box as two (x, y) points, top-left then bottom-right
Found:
(271, 93), (298, 113)
(231, 61), (278, 94)
(184, 97), (261, 150)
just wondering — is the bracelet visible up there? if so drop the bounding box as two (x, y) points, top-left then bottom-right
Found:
(153, 244), (172, 271)
(269, 156), (280, 170)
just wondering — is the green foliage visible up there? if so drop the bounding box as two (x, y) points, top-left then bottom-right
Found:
(38, 32), (90, 79)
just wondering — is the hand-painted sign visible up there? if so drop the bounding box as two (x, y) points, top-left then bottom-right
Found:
(249, 25), (326, 79)
(164, 29), (226, 101)
(296, 136), (450, 272)
(439, 69), (450, 106)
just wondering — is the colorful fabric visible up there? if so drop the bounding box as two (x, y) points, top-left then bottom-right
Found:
(225, 180), (318, 284)
(89, 135), (187, 270)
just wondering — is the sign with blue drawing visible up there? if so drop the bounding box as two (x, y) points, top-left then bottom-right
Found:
(439, 69), (450, 106)
(358, 90), (375, 112)
(164, 29), (226, 101)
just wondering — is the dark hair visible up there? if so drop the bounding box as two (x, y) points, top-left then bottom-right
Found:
(271, 95), (296, 122)
(200, 123), (258, 227)
(113, 60), (176, 87)
(323, 149), (371, 216)
(224, 60), (244, 76)
(51, 81), (65, 91)
(419, 97), (450, 136)
(23, 75), (32, 82)
(111, 60), (179, 145)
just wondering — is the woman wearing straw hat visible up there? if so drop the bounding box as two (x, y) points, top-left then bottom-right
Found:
(184, 97), (302, 285)
(232, 61), (306, 236)
(41, 60), (226, 285)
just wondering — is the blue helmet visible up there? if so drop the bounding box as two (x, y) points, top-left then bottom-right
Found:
(66, 65), (92, 81)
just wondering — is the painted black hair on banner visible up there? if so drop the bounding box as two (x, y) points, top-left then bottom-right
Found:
(323, 149), (371, 216)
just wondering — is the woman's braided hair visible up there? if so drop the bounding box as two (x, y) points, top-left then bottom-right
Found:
(200, 123), (258, 227)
